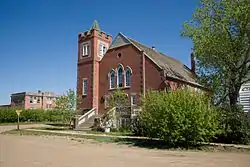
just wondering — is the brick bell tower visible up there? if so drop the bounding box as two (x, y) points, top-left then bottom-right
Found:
(77, 20), (112, 114)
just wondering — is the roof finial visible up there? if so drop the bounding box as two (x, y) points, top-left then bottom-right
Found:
(90, 20), (101, 31)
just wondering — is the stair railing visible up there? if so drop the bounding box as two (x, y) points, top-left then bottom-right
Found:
(75, 108), (96, 127)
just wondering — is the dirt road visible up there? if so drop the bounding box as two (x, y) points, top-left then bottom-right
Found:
(0, 125), (250, 167)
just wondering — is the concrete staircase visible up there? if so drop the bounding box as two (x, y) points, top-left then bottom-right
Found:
(74, 115), (97, 131)
(74, 108), (96, 131)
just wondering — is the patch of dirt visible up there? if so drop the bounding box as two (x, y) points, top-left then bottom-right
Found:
(1, 133), (250, 167)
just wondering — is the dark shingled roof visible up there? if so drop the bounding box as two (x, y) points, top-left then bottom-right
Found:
(128, 38), (196, 83)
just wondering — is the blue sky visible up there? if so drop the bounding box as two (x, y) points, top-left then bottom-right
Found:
(0, 0), (199, 104)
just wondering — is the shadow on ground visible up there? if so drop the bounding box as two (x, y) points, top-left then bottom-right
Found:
(114, 138), (182, 149)
(113, 138), (250, 152)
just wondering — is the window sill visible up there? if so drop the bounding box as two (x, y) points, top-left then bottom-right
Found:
(109, 86), (131, 91)
(82, 94), (87, 97)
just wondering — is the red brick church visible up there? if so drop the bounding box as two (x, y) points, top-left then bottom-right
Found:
(77, 20), (205, 116)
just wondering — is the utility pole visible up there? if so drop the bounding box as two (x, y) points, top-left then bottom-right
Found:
(41, 92), (44, 109)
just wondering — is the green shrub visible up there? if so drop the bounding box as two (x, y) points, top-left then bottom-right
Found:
(0, 108), (17, 123)
(137, 89), (219, 147)
(215, 105), (250, 144)
(131, 116), (145, 136)
(0, 108), (74, 124)
(20, 109), (44, 122)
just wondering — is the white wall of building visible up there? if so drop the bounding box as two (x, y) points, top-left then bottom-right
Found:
(239, 81), (250, 112)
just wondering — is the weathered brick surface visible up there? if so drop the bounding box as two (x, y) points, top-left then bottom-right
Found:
(144, 56), (165, 91)
(98, 45), (143, 114)
(77, 62), (93, 109)
(77, 29), (112, 112)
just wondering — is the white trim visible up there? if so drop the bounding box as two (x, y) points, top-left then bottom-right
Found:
(81, 41), (91, 58)
(125, 66), (132, 87)
(77, 108), (96, 125)
(98, 39), (109, 59)
(116, 64), (125, 88)
(109, 70), (116, 89)
(126, 66), (133, 74)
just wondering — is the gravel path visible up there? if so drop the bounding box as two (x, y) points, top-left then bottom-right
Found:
(0, 125), (250, 167)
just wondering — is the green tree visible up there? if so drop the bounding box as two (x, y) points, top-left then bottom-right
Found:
(55, 89), (79, 127)
(56, 89), (79, 112)
(103, 90), (130, 129)
(216, 105), (250, 144)
(182, 0), (250, 107)
(107, 89), (130, 109)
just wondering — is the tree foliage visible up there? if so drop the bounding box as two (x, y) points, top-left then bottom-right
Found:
(102, 90), (130, 129)
(55, 89), (81, 127)
(0, 108), (73, 124)
(216, 105), (250, 144)
(56, 89), (79, 112)
(137, 89), (219, 147)
(182, 0), (250, 107)
(107, 89), (130, 109)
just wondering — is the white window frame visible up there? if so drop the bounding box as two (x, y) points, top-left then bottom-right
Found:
(82, 78), (87, 95)
(125, 67), (132, 87)
(98, 40), (108, 58)
(131, 93), (136, 106)
(82, 42), (90, 57)
(109, 70), (115, 89)
(117, 64), (124, 88)
(99, 44), (107, 57)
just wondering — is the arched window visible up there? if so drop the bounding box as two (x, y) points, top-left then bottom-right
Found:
(117, 65), (124, 88)
(109, 70), (115, 89)
(125, 67), (132, 87)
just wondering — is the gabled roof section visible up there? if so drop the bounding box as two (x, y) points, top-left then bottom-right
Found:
(128, 38), (196, 83)
(109, 33), (132, 49)
(90, 20), (101, 31)
(108, 33), (198, 86)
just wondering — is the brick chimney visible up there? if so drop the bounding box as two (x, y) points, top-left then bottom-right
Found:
(191, 52), (196, 74)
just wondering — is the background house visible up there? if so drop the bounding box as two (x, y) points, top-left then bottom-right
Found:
(239, 72), (250, 113)
(10, 90), (58, 110)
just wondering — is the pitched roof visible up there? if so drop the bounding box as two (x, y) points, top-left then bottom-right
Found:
(109, 33), (131, 49)
(128, 38), (196, 83)
(90, 20), (101, 31)
(109, 33), (197, 85)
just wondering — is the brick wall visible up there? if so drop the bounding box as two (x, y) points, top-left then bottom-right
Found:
(144, 56), (165, 91)
(77, 29), (112, 112)
(99, 45), (144, 115)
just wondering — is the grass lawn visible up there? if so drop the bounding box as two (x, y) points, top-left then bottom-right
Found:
(2, 129), (250, 152)
(2, 129), (117, 143)
(32, 126), (132, 136)
(0, 122), (45, 126)
(0, 122), (71, 126)
(84, 130), (132, 136)
(30, 126), (72, 131)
